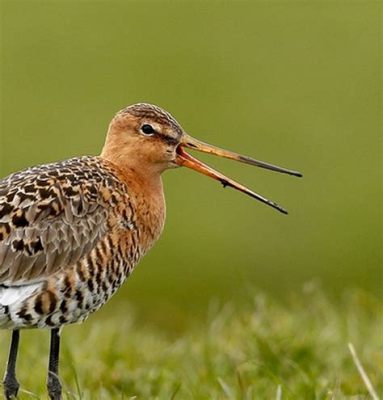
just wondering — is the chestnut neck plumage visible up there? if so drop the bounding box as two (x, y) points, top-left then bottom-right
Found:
(100, 125), (166, 249)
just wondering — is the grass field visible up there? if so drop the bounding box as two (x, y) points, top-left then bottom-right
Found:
(0, 285), (381, 399)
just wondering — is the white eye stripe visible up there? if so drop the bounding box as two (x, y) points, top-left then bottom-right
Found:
(139, 122), (180, 144)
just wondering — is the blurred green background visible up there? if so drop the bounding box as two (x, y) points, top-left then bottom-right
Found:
(1, 1), (381, 330)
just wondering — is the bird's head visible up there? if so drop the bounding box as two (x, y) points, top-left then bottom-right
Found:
(102, 103), (183, 172)
(101, 103), (302, 214)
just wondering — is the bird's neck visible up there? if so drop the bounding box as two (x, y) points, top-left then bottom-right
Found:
(100, 155), (166, 250)
(129, 171), (166, 252)
(102, 158), (164, 202)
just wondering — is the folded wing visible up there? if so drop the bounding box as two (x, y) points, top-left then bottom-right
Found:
(0, 157), (122, 285)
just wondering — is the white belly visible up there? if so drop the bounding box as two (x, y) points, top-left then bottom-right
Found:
(0, 283), (42, 329)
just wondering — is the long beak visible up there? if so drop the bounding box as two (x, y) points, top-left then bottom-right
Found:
(175, 134), (302, 214)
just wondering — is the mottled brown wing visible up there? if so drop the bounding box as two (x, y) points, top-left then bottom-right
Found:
(0, 157), (122, 285)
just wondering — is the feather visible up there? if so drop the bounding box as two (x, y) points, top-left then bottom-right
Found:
(0, 156), (131, 285)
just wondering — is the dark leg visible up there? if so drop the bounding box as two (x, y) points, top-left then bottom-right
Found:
(3, 330), (20, 399)
(47, 328), (62, 400)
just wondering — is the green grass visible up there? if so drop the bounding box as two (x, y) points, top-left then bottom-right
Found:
(1, 286), (382, 399)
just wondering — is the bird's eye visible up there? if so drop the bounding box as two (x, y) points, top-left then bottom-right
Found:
(141, 124), (155, 135)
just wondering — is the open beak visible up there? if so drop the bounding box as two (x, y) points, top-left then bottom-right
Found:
(175, 134), (302, 214)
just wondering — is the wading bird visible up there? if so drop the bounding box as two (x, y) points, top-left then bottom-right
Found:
(0, 103), (301, 399)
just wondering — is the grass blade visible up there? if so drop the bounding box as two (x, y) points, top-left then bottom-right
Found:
(276, 385), (282, 400)
(348, 342), (379, 400)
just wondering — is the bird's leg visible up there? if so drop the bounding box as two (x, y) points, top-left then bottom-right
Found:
(3, 329), (20, 399)
(47, 328), (62, 400)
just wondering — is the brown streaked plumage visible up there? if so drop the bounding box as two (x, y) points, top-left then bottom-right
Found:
(0, 103), (301, 399)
